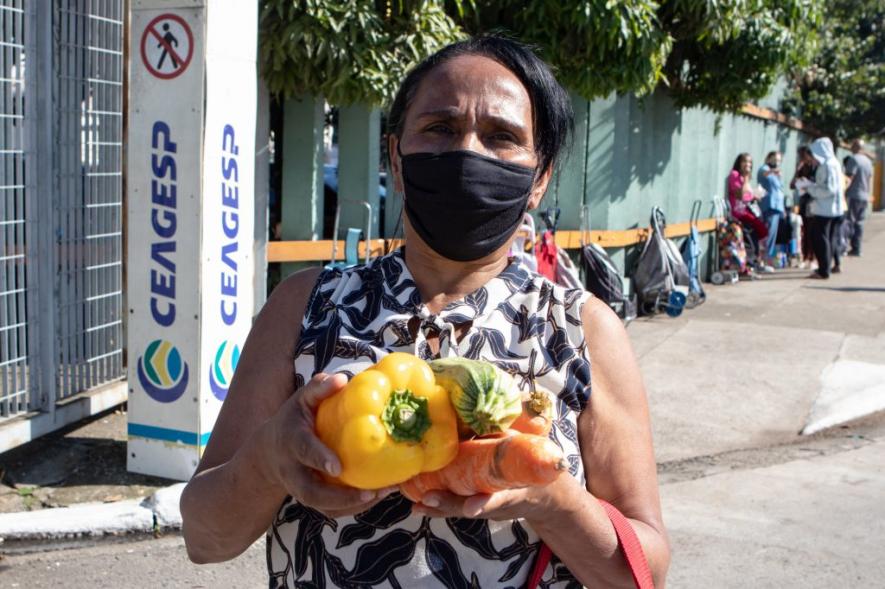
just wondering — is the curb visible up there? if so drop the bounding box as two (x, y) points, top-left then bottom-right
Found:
(0, 483), (185, 543)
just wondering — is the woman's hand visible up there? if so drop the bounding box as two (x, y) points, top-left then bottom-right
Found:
(260, 373), (397, 518)
(411, 470), (581, 524)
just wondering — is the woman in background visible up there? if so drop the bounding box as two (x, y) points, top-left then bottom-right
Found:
(790, 146), (817, 269)
(804, 137), (845, 279)
(728, 153), (770, 273)
(757, 151), (785, 267)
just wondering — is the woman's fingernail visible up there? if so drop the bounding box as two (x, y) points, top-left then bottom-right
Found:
(422, 496), (439, 508)
(324, 460), (340, 476)
(360, 490), (376, 502)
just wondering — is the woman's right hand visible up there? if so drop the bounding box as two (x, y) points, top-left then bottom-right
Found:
(259, 373), (396, 518)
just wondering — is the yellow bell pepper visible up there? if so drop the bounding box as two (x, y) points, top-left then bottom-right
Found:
(315, 352), (459, 490)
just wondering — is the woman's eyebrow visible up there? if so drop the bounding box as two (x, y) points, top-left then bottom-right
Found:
(415, 108), (528, 135)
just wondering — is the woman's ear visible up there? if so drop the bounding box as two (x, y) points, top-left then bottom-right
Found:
(526, 165), (553, 211)
(388, 134), (404, 194)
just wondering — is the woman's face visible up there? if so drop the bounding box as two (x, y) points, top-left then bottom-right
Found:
(741, 156), (752, 176)
(389, 54), (551, 211)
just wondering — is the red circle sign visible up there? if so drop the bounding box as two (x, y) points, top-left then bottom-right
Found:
(140, 13), (194, 80)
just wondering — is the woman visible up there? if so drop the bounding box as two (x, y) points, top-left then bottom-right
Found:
(790, 146), (817, 268)
(804, 137), (845, 279)
(728, 153), (770, 272)
(757, 151), (785, 267)
(179, 36), (669, 588)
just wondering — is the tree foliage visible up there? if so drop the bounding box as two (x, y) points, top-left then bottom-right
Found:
(785, 0), (885, 140)
(660, 0), (822, 112)
(451, 1), (671, 98)
(259, 1), (464, 105)
(259, 0), (824, 114)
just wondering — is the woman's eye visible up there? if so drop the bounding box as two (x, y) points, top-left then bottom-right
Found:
(489, 133), (517, 144)
(426, 124), (453, 135)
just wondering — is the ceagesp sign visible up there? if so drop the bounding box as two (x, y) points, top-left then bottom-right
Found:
(127, 3), (256, 481)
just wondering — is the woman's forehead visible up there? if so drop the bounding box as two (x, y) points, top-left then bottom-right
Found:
(407, 55), (531, 120)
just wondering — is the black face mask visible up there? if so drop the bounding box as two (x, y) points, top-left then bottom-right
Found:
(398, 145), (536, 262)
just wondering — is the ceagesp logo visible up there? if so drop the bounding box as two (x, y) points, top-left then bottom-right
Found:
(137, 339), (189, 403)
(208, 340), (240, 401)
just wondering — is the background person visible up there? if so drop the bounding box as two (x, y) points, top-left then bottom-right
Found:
(843, 139), (874, 256)
(790, 145), (818, 269)
(757, 151), (786, 267)
(179, 35), (669, 588)
(728, 153), (770, 273)
(803, 137), (845, 279)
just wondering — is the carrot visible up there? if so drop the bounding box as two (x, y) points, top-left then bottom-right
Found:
(509, 388), (554, 437)
(400, 432), (567, 502)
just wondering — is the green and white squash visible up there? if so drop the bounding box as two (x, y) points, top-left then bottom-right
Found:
(429, 358), (523, 436)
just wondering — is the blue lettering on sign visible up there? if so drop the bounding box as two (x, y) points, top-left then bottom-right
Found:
(220, 124), (239, 326)
(150, 121), (177, 327)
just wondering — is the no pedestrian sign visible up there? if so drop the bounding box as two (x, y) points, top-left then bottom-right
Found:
(140, 13), (194, 80)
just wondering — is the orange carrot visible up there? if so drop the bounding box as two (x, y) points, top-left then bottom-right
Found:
(510, 389), (554, 437)
(400, 432), (566, 502)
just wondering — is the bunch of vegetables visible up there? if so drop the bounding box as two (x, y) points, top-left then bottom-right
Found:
(315, 352), (566, 500)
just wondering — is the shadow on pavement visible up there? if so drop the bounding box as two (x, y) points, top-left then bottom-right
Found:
(803, 286), (885, 293)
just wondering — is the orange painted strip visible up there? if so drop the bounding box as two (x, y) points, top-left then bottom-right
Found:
(267, 218), (721, 263)
(267, 239), (387, 263)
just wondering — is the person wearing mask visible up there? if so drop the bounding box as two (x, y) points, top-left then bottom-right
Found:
(843, 139), (874, 256)
(801, 137), (845, 279)
(757, 151), (786, 267)
(179, 36), (669, 588)
(728, 153), (771, 273)
(790, 146), (818, 269)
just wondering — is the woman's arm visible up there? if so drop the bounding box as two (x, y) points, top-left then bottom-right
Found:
(414, 299), (669, 588)
(727, 171), (743, 205)
(180, 268), (384, 563)
(530, 298), (669, 587)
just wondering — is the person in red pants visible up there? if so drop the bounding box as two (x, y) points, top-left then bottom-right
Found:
(727, 153), (771, 273)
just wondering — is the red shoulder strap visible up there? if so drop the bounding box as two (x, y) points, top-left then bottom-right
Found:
(525, 499), (654, 589)
(598, 499), (655, 589)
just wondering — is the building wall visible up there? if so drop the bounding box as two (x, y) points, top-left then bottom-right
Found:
(540, 91), (811, 275)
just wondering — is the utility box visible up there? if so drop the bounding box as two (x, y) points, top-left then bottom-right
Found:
(126, 0), (256, 480)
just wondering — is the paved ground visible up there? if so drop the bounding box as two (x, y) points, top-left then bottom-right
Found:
(634, 212), (885, 462)
(0, 408), (172, 513)
(1, 213), (883, 587)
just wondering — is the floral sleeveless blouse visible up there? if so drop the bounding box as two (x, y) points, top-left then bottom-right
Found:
(267, 249), (592, 588)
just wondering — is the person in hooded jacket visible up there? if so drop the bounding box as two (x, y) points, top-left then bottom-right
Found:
(804, 137), (845, 279)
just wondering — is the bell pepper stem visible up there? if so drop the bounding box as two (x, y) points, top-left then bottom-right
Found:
(382, 390), (430, 443)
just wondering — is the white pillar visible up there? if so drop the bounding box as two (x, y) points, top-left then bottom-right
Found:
(126, 1), (257, 480)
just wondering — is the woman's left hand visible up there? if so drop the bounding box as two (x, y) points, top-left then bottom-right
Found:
(410, 474), (577, 524)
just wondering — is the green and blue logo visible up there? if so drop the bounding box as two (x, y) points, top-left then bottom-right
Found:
(208, 340), (240, 401)
(136, 339), (189, 403)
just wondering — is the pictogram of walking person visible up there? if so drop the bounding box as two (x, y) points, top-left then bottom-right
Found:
(157, 23), (179, 70)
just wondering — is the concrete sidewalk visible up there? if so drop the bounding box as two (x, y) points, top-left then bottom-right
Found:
(634, 212), (885, 463)
(0, 214), (882, 547)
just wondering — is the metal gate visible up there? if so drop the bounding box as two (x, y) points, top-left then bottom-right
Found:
(0, 0), (125, 444)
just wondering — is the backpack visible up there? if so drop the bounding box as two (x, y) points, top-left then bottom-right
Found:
(633, 207), (690, 316)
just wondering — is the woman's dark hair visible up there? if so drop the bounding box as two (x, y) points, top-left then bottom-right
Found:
(732, 152), (752, 172)
(797, 145), (811, 157)
(387, 35), (573, 176)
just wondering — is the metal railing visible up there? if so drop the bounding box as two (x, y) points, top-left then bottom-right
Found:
(0, 0), (124, 423)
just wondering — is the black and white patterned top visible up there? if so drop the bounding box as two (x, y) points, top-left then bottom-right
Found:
(267, 249), (592, 588)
